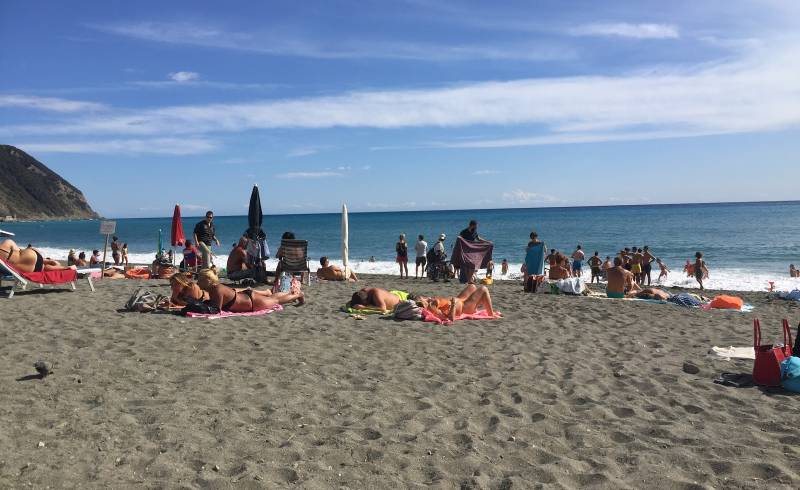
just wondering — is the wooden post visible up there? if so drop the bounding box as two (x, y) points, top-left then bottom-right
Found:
(100, 233), (109, 280)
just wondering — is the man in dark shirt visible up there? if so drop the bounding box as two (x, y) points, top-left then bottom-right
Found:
(459, 220), (481, 242)
(193, 211), (220, 268)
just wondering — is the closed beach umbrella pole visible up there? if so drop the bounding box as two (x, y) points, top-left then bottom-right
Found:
(171, 204), (185, 247)
(171, 204), (185, 265)
(157, 229), (163, 259)
(342, 203), (349, 276)
(248, 185), (263, 231)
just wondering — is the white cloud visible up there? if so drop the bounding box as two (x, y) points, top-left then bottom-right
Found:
(502, 190), (560, 204)
(3, 36), (799, 149)
(0, 95), (106, 112)
(90, 21), (573, 62)
(568, 23), (679, 39)
(277, 171), (341, 179)
(18, 138), (217, 155)
(168, 71), (200, 83)
(286, 147), (319, 158)
(472, 169), (500, 175)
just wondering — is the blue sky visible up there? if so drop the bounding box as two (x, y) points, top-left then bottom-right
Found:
(1, 0), (799, 218)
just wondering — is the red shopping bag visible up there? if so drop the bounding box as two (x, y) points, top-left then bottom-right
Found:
(752, 318), (793, 386)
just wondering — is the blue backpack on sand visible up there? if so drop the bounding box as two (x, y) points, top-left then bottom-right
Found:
(780, 356), (800, 392)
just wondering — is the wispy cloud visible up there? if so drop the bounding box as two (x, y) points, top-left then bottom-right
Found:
(0, 94), (106, 112)
(286, 147), (319, 158)
(568, 23), (679, 39)
(502, 190), (561, 204)
(18, 138), (217, 155)
(472, 169), (500, 175)
(277, 171), (341, 179)
(3, 37), (799, 149)
(169, 71), (199, 82)
(89, 21), (574, 62)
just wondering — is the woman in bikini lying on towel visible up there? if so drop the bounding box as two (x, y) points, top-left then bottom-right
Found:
(411, 284), (497, 322)
(169, 272), (210, 307)
(196, 269), (304, 312)
(0, 239), (75, 273)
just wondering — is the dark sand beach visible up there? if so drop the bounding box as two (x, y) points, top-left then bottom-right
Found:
(2, 276), (800, 488)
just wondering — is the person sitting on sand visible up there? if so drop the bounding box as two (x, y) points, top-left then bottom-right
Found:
(90, 249), (102, 267)
(626, 287), (671, 301)
(76, 252), (89, 267)
(349, 287), (408, 312)
(549, 253), (571, 280)
(227, 237), (249, 274)
(0, 239), (75, 272)
(588, 251), (602, 284)
(196, 269), (304, 312)
(657, 258), (670, 281)
(410, 284), (497, 323)
(317, 256), (358, 281)
(606, 257), (636, 298)
(67, 249), (77, 266)
(169, 272), (209, 307)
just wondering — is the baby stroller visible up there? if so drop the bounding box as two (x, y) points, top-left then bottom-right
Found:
(426, 248), (451, 282)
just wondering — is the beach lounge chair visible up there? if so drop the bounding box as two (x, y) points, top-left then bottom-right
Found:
(277, 239), (310, 285)
(0, 257), (96, 298)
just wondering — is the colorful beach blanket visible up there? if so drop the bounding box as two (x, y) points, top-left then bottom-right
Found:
(186, 304), (283, 319)
(421, 308), (502, 326)
(340, 305), (388, 315)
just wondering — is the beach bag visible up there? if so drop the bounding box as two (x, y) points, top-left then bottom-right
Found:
(125, 287), (168, 313)
(393, 300), (423, 321)
(524, 274), (544, 293)
(709, 295), (744, 310)
(780, 356), (800, 393)
(180, 299), (219, 316)
(753, 318), (793, 386)
(273, 274), (301, 294)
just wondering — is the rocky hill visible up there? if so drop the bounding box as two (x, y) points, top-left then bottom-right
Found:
(0, 145), (100, 221)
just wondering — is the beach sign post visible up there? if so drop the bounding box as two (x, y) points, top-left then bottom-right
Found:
(99, 220), (116, 280)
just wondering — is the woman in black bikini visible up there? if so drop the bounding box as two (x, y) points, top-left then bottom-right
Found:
(0, 239), (73, 273)
(195, 269), (304, 312)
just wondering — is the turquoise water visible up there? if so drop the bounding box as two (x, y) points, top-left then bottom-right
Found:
(3, 201), (800, 290)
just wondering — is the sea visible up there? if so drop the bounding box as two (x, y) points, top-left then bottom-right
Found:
(3, 201), (800, 292)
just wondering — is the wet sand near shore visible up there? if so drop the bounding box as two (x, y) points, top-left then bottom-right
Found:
(2, 275), (800, 488)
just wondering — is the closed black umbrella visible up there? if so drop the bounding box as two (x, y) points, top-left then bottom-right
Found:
(246, 185), (268, 259)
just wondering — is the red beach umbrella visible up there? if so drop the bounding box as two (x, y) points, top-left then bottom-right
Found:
(171, 204), (185, 247)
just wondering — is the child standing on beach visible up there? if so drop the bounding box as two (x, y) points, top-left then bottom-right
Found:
(694, 252), (709, 289)
(657, 258), (670, 281)
(121, 243), (129, 268)
(501, 259), (509, 276)
(396, 234), (409, 279)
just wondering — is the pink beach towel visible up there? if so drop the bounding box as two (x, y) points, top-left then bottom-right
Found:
(421, 308), (502, 326)
(186, 304), (283, 319)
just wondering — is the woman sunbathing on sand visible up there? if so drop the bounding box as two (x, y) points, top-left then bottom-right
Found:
(0, 239), (75, 273)
(169, 272), (210, 306)
(626, 287), (672, 301)
(196, 269), (304, 312)
(411, 284), (497, 322)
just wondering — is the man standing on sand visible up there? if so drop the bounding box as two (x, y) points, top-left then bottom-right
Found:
(571, 245), (585, 278)
(606, 257), (638, 298)
(601, 255), (613, 281)
(459, 220), (481, 242)
(415, 235), (428, 279)
(630, 248), (644, 284)
(588, 251), (602, 284)
(193, 211), (220, 269)
(111, 236), (121, 265)
(642, 246), (656, 286)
